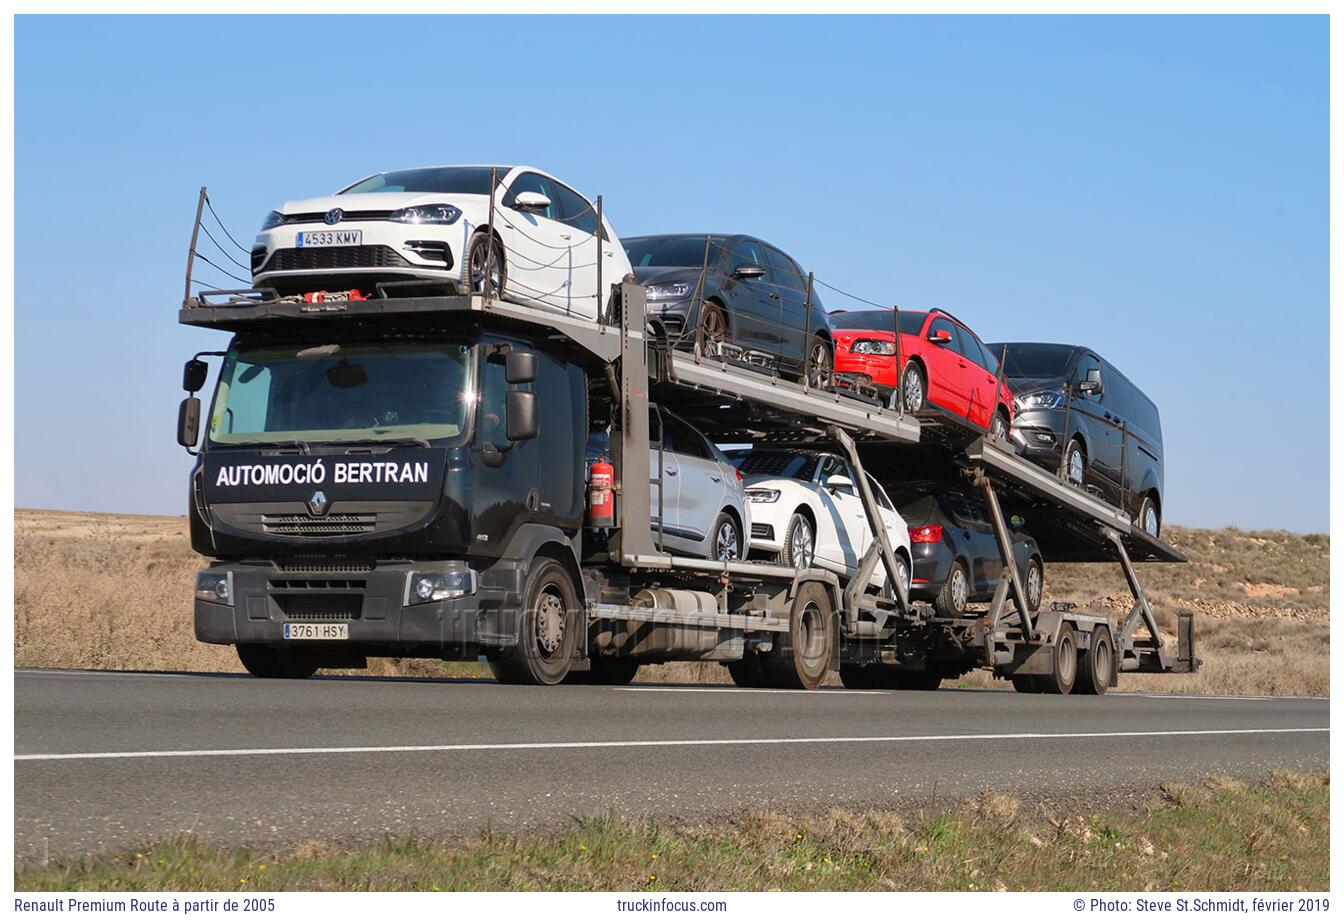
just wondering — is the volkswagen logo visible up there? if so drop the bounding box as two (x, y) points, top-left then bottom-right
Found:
(307, 490), (330, 516)
(324, 208), (344, 225)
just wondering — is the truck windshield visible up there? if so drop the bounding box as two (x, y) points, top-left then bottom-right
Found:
(208, 340), (474, 447)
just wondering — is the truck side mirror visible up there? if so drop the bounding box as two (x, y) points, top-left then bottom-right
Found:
(183, 358), (209, 393)
(177, 396), (201, 448)
(505, 351), (538, 384)
(507, 391), (538, 441)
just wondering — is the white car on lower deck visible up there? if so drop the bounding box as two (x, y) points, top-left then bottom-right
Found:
(251, 165), (633, 320)
(727, 448), (911, 592)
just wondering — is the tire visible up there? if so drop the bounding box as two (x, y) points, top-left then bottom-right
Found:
(693, 302), (728, 358)
(711, 511), (741, 562)
(900, 363), (926, 412)
(586, 658), (642, 686)
(1011, 675), (1043, 694)
(726, 655), (769, 688)
(780, 512), (816, 570)
(933, 560), (970, 617)
(990, 409), (1010, 441)
(236, 644), (317, 680)
(838, 663), (881, 689)
(488, 558), (579, 686)
(465, 233), (506, 298)
(1138, 494), (1161, 538)
(801, 336), (832, 389)
(881, 667), (942, 691)
(1064, 439), (1087, 488)
(1039, 622), (1078, 695)
(763, 582), (834, 690)
(887, 552), (911, 601)
(1023, 557), (1044, 613)
(1076, 626), (1115, 696)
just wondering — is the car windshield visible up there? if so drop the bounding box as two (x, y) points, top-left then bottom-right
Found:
(625, 235), (726, 269)
(729, 451), (818, 481)
(208, 339), (475, 447)
(990, 343), (1078, 378)
(340, 166), (507, 196)
(829, 310), (926, 335)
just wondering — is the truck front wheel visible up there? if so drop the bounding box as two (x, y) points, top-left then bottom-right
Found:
(236, 644), (317, 680)
(489, 558), (580, 686)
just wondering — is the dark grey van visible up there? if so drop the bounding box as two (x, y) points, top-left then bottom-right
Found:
(986, 343), (1164, 537)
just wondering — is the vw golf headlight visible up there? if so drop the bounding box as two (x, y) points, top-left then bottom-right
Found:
(645, 282), (691, 302)
(260, 210), (285, 231)
(850, 339), (895, 356)
(1016, 390), (1066, 411)
(746, 489), (781, 503)
(406, 568), (477, 604)
(390, 204), (462, 225)
(195, 570), (233, 606)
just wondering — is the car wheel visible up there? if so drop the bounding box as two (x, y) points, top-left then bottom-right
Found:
(801, 336), (832, 389)
(900, 363), (925, 412)
(1138, 494), (1161, 538)
(236, 644), (317, 680)
(933, 560), (969, 617)
(781, 512), (815, 570)
(693, 302), (728, 358)
(763, 581), (834, 689)
(1023, 557), (1044, 612)
(712, 512), (741, 562)
(990, 410), (1010, 441)
(488, 558), (578, 686)
(466, 233), (506, 298)
(1064, 439), (1086, 487)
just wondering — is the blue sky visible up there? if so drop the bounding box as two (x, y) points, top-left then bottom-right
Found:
(14, 15), (1329, 531)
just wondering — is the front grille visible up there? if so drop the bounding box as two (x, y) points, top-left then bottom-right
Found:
(283, 210), (395, 224)
(261, 245), (412, 273)
(275, 559), (376, 574)
(261, 513), (377, 536)
(269, 577), (367, 592)
(276, 594), (363, 621)
(751, 524), (775, 540)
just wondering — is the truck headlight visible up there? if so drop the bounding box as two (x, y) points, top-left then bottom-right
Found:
(1016, 390), (1066, 410)
(195, 570), (234, 606)
(645, 282), (691, 302)
(746, 489), (781, 503)
(850, 339), (895, 355)
(406, 568), (477, 604)
(390, 204), (462, 225)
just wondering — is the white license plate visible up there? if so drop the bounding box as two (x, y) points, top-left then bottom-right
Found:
(283, 622), (348, 640)
(296, 230), (362, 248)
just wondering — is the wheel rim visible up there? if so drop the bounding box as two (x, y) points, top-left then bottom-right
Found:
(533, 586), (565, 659)
(1027, 564), (1042, 608)
(791, 519), (814, 569)
(951, 568), (967, 611)
(716, 520), (739, 561)
(1057, 634), (1076, 684)
(807, 342), (831, 388)
(903, 369), (923, 411)
(991, 415), (1007, 439)
(698, 306), (726, 355)
(469, 240), (502, 294)
(1143, 504), (1159, 536)
(1068, 446), (1084, 484)
(798, 601), (826, 667)
(895, 557), (909, 593)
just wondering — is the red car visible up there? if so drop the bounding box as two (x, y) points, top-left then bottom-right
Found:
(831, 308), (1015, 437)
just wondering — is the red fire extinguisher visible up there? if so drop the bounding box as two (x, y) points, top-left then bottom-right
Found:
(589, 456), (615, 528)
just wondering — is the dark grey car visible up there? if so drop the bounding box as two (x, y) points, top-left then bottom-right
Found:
(987, 342), (1165, 537)
(623, 234), (835, 386)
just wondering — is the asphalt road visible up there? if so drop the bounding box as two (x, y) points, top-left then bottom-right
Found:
(14, 668), (1329, 861)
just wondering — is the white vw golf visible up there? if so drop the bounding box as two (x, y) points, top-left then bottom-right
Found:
(728, 448), (912, 592)
(251, 165), (633, 319)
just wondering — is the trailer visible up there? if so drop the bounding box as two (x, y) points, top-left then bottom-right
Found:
(178, 270), (1197, 695)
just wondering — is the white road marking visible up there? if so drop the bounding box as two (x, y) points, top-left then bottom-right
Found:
(14, 727), (1327, 762)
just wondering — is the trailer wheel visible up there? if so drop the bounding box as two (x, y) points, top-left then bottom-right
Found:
(838, 663), (881, 689)
(236, 644), (317, 680)
(727, 655), (769, 688)
(1039, 622), (1078, 695)
(1076, 626), (1115, 695)
(764, 582), (833, 690)
(489, 558), (579, 686)
(1010, 675), (1042, 694)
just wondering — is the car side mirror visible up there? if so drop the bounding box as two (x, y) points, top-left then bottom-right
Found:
(825, 474), (854, 492)
(183, 358), (209, 393)
(1078, 367), (1103, 396)
(507, 391), (538, 441)
(177, 396), (201, 448)
(928, 329), (952, 345)
(505, 351), (538, 384)
(733, 264), (766, 280)
(512, 191), (551, 213)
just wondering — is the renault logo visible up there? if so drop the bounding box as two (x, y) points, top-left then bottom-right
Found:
(324, 208), (343, 225)
(308, 491), (330, 516)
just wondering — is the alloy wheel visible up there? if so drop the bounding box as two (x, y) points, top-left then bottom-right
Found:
(951, 567), (968, 612)
(716, 520), (740, 561)
(903, 369), (923, 412)
(791, 519), (814, 570)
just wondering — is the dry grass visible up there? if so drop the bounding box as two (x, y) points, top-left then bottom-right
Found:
(14, 771), (1328, 891)
(14, 510), (1329, 695)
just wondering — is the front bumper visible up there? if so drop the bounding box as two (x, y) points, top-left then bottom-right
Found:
(252, 221), (467, 293)
(194, 558), (524, 659)
(1007, 408), (1068, 462)
(833, 352), (898, 389)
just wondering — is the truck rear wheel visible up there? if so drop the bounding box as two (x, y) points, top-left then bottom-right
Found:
(1076, 626), (1115, 695)
(764, 582), (834, 690)
(726, 655), (769, 688)
(489, 558), (579, 686)
(236, 644), (317, 680)
(1039, 622), (1078, 695)
(838, 663), (881, 689)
